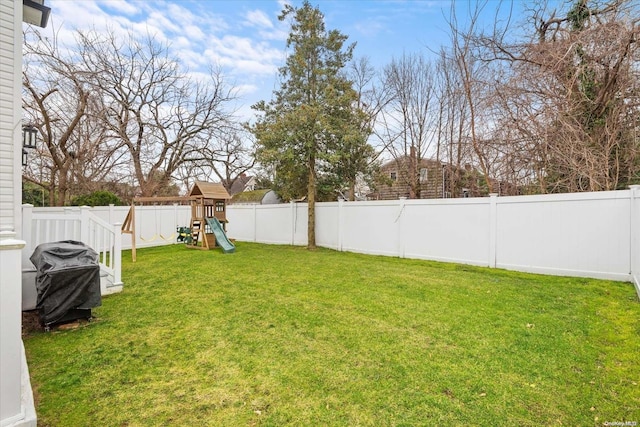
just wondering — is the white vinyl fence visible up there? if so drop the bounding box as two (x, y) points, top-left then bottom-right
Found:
(90, 204), (192, 250)
(23, 187), (640, 294)
(23, 204), (192, 252)
(227, 187), (640, 291)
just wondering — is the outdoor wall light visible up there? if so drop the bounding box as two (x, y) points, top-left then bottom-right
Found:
(22, 124), (37, 149)
(23, 0), (51, 29)
(22, 124), (38, 166)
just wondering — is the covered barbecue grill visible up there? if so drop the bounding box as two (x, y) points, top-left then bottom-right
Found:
(30, 240), (101, 330)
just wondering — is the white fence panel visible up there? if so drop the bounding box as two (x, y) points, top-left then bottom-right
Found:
(133, 206), (185, 248)
(227, 205), (257, 242)
(316, 203), (339, 250)
(495, 192), (631, 280)
(293, 203), (308, 246)
(341, 201), (400, 257)
(402, 198), (491, 266)
(24, 207), (81, 265)
(22, 205), (124, 294)
(255, 204), (295, 245)
(628, 185), (639, 294)
(25, 204), (193, 253)
(88, 206), (114, 224)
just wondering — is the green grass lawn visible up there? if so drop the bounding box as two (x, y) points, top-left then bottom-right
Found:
(24, 243), (640, 426)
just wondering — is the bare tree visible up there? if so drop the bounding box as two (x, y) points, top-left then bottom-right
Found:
(172, 125), (256, 195)
(201, 127), (256, 193)
(314, 56), (387, 201)
(447, 1), (495, 194)
(481, 0), (640, 192)
(350, 56), (393, 150)
(77, 29), (236, 197)
(379, 53), (438, 198)
(67, 91), (132, 196)
(22, 28), (125, 206)
(434, 47), (474, 197)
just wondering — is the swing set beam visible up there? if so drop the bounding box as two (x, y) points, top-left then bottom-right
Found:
(132, 196), (193, 204)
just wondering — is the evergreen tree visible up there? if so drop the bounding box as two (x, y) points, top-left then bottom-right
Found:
(251, 1), (368, 248)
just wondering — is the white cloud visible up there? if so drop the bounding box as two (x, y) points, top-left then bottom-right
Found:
(147, 10), (181, 35)
(172, 35), (192, 49)
(204, 34), (282, 75)
(37, 0), (289, 122)
(354, 19), (388, 38)
(245, 10), (273, 29)
(257, 27), (288, 42)
(183, 24), (206, 41)
(175, 48), (207, 72)
(235, 83), (259, 97)
(234, 103), (258, 124)
(97, 0), (139, 16)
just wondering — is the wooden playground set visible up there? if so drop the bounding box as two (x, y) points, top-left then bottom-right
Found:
(121, 182), (236, 261)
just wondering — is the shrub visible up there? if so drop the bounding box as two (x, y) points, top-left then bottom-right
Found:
(71, 190), (123, 207)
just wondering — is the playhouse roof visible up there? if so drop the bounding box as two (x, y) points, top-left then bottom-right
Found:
(189, 181), (232, 200)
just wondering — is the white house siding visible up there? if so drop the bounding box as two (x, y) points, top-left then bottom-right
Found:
(0, 0), (21, 235)
(1, 1), (37, 426)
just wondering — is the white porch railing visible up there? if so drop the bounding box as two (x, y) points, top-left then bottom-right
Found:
(21, 204), (123, 296)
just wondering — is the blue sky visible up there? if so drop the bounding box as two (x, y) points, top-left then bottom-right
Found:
(41, 0), (551, 121)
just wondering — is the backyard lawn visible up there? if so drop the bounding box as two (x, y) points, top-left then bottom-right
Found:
(23, 243), (640, 426)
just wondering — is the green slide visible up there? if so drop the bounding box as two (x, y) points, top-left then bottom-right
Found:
(205, 217), (236, 253)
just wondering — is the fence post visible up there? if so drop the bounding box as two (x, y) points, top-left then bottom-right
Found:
(253, 204), (257, 243)
(0, 230), (27, 426)
(113, 222), (123, 286)
(489, 193), (498, 268)
(63, 206), (71, 237)
(290, 201), (295, 245)
(109, 204), (115, 225)
(80, 206), (90, 244)
(173, 203), (178, 245)
(338, 198), (344, 252)
(21, 204), (33, 267)
(397, 198), (406, 258)
(630, 185), (640, 298)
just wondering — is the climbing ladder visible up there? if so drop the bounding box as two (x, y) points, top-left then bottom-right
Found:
(190, 218), (204, 248)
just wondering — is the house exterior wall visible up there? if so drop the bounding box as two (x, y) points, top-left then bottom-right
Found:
(0, 0), (22, 235)
(1, 2), (37, 426)
(0, 0), (21, 422)
(244, 176), (256, 192)
(373, 157), (445, 200)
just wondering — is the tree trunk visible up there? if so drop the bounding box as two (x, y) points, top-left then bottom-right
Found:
(48, 173), (57, 206)
(56, 169), (69, 206)
(307, 154), (316, 249)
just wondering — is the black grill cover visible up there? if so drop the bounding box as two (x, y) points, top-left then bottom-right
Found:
(30, 240), (102, 326)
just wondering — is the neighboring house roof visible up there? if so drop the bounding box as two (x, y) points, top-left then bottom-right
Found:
(189, 181), (231, 199)
(380, 155), (442, 170)
(227, 174), (256, 196)
(230, 189), (281, 205)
